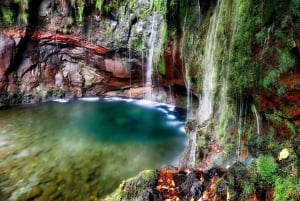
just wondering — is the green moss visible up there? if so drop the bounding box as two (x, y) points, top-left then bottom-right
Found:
(279, 49), (295, 72)
(228, 0), (255, 95)
(262, 0), (275, 25)
(277, 84), (286, 97)
(256, 154), (278, 184)
(0, 6), (14, 26)
(95, 0), (103, 10)
(157, 57), (166, 75)
(150, 0), (167, 13)
(77, 2), (84, 23)
(242, 181), (255, 197)
(274, 177), (300, 201)
(131, 39), (141, 53)
(103, 169), (157, 201)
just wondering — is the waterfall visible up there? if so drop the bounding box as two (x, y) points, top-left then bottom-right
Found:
(184, 0), (244, 169)
(216, 0), (241, 138)
(128, 37), (133, 98)
(251, 104), (260, 135)
(186, 79), (192, 118)
(145, 13), (158, 100)
(180, 0), (202, 168)
(218, 0), (240, 118)
(198, 0), (221, 125)
(182, 0), (201, 119)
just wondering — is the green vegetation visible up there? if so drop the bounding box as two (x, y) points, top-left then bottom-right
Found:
(228, 0), (298, 96)
(150, 0), (167, 13)
(279, 49), (295, 71)
(157, 58), (166, 75)
(229, 0), (254, 95)
(104, 170), (157, 201)
(70, 0), (84, 23)
(0, 7), (14, 26)
(0, 0), (29, 27)
(95, 0), (103, 10)
(277, 84), (286, 97)
(256, 154), (278, 184)
(274, 177), (300, 201)
(285, 119), (296, 135)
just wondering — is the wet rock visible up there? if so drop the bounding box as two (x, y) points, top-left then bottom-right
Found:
(159, 37), (185, 87)
(0, 34), (14, 71)
(104, 170), (157, 201)
(81, 66), (104, 87)
(173, 170), (187, 187)
(178, 172), (203, 201)
(139, 189), (164, 201)
(185, 119), (197, 132)
(0, 34), (15, 90)
(104, 58), (131, 78)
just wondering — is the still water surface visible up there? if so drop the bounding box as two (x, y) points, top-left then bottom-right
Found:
(0, 97), (186, 200)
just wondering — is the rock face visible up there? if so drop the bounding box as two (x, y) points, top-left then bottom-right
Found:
(0, 29), (144, 105)
(0, 34), (15, 91)
(0, 0), (185, 106)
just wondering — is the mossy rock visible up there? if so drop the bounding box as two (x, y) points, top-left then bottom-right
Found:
(103, 169), (157, 201)
(256, 154), (278, 184)
(248, 135), (279, 157)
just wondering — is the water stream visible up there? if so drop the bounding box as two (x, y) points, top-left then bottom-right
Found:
(145, 13), (159, 100)
(0, 98), (186, 201)
(198, 0), (221, 125)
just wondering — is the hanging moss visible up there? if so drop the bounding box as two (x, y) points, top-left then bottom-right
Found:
(228, 0), (254, 95)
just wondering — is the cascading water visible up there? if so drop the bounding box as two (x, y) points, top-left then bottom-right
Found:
(251, 104), (260, 135)
(179, 0), (202, 168)
(215, 0), (241, 139)
(198, 0), (221, 125)
(180, 0), (245, 169)
(186, 79), (192, 118)
(182, 1), (201, 119)
(145, 13), (158, 100)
